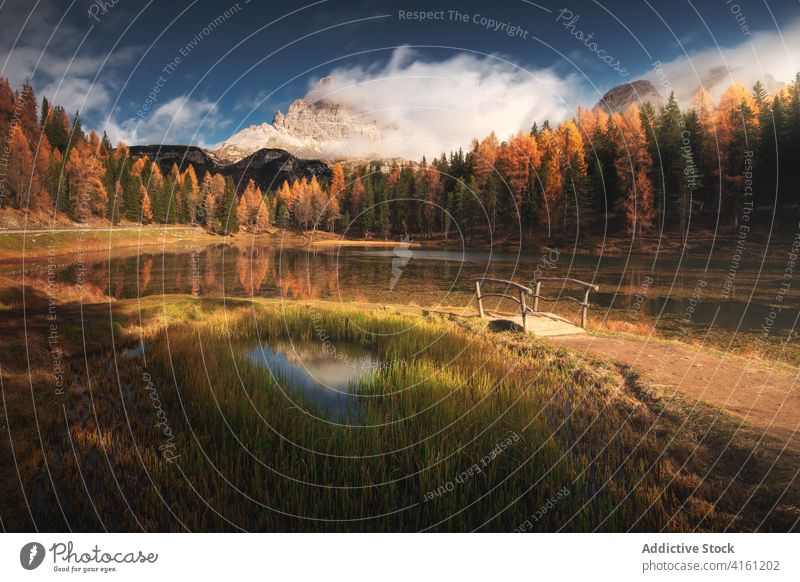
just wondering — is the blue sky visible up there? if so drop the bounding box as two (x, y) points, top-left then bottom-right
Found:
(2, 0), (798, 154)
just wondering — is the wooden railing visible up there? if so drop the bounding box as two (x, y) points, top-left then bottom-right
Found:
(474, 278), (534, 331)
(532, 277), (600, 329)
(475, 276), (599, 329)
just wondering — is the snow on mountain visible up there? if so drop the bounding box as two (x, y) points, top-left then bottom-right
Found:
(213, 81), (381, 162)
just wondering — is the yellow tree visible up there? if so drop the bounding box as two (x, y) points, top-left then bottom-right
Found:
(576, 106), (609, 143)
(693, 89), (719, 162)
(276, 180), (293, 208)
(421, 165), (443, 234)
(210, 173), (226, 198)
(254, 199), (271, 232)
(557, 119), (589, 231)
(497, 132), (540, 220)
(614, 106), (656, 239)
(237, 179), (262, 228)
(236, 188), (250, 227)
(30, 134), (53, 211)
(472, 132), (499, 187)
(140, 184), (153, 223)
(535, 126), (564, 228)
(294, 178), (314, 229)
(5, 125), (33, 208)
(64, 139), (108, 221)
(716, 83), (759, 224)
(202, 189), (217, 231)
(130, 157), (147, 177)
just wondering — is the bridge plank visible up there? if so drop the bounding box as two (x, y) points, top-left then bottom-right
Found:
(484, 311), (586, 337)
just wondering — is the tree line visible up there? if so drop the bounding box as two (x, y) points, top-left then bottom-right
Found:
(0, 77), (243, 233)
(2, 73), (798, 240)
(325, 76), (799, 241)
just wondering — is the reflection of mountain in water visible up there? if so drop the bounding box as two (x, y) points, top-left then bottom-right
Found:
(247, 339), (377, 422)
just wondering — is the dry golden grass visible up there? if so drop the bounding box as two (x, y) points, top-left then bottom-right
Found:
(2, 296), (795, 532)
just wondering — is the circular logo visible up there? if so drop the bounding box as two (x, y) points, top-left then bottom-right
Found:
(19, 542), (46, 570)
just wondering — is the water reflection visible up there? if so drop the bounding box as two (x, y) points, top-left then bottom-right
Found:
(3, 243), (797, 339)
(247, 339), (377, 422)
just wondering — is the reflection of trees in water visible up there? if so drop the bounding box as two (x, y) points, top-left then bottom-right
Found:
(34, 247), (797, 329)
(272, 252), (338, 300)
(140, 256), (153, 294)
(236, 247), (270, 297)
(203, 247), (224, 296)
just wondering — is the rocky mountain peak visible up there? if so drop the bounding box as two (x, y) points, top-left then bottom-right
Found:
(595, 80), (664, 113)
(214, 81), (381, 163)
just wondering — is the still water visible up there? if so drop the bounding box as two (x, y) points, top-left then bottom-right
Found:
(4, 241), (798, 352)
(247, 339), (377, 422)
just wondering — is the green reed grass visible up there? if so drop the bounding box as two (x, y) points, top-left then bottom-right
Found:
(24, 297), (800, 532)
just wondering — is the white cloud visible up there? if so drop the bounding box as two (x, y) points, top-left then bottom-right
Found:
(0, 0), (216, 147)
(104, 96), (227, 148)
(0, 0), (139, 119)
(643, 19), (800, 104)
(304, 46), (583, 159)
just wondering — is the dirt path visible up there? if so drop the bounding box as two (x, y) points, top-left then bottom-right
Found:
(552, 333), (800, 451)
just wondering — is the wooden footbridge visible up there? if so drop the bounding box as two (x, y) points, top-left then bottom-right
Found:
(475, 277), (599, 337)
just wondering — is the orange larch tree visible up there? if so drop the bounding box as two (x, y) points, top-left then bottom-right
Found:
(614, 107), (656, 240)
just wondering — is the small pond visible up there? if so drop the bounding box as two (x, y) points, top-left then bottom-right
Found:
(247, 339), (378, 423)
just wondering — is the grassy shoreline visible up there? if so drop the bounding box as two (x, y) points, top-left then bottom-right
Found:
(2, 294), (796, 532)
(0, 226), (218, 261)
(3, 221), (798, 262)
(0, 225), (419, 262)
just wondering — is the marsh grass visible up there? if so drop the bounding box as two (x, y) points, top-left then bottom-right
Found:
(18, 297), (800, 532)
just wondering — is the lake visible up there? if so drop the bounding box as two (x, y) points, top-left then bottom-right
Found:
(3, 240), (797, 357)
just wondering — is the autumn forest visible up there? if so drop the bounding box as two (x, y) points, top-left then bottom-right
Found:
(1, 74), (799, 241)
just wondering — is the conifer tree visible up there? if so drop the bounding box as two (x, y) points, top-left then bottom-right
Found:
(217, 176), (239, 234)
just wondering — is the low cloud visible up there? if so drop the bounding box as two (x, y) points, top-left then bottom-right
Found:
(305, 46), (583, 159)
(643, 19), (800, 104)
(0, 0), (137, 119)
(104, 96), (227, 148)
